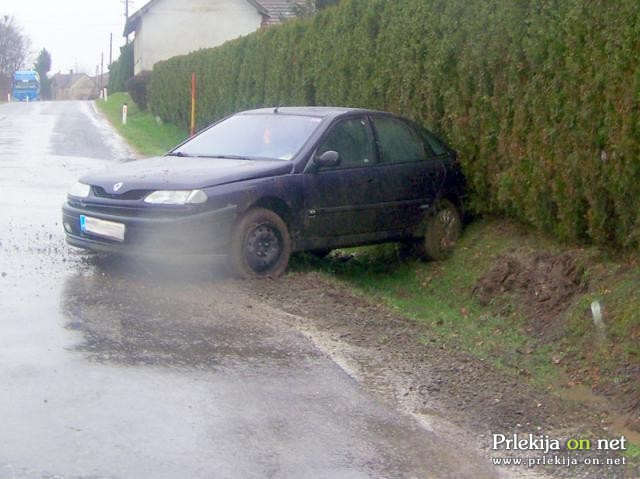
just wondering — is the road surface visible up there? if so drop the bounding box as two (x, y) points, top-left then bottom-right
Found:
(0, 101), (501, 479)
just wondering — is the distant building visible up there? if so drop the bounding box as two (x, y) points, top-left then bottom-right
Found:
(51, 72), (103, 101)
(123, 0), (302, 75)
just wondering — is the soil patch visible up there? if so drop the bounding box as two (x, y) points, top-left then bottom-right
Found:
(473, 251), (586, 339)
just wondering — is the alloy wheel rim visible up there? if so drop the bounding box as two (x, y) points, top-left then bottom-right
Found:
(245, 224), (282, 273)
(437, 208), (458, 251)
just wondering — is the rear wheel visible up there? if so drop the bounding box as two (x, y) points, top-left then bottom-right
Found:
(228, 208), (291, 279)
(415, 200), (462, 260)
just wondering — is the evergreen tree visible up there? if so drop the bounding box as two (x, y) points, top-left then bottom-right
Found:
(34, 48), (51, 100)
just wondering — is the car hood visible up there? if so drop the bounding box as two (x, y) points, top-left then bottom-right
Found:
(81, 156), (293, 193)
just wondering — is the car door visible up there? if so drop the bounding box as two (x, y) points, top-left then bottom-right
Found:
(368, 115), (445, 233)
(302, 116), (379, 241)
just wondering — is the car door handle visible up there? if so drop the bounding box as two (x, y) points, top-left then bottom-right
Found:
(366, 177), (379, 184)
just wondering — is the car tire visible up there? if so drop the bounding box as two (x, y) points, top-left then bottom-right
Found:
(228, 208), (292, 279)
(415, 199), (462, 261)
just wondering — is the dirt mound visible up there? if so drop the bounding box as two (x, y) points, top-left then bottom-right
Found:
(473, 251), (586, 338)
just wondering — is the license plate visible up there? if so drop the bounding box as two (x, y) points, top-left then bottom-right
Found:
(80, 215), (126, 242)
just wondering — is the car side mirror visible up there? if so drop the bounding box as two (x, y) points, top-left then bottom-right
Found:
(313, 150), (340, 169)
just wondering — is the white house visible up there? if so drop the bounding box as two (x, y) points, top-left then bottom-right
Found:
(123, 0), (301, 74)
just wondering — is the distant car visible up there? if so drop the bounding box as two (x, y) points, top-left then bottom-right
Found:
(62, 107), (466, 278)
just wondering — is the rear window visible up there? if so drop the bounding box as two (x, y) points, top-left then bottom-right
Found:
(372, 117), (426, 164)
(418, 129), (449, 156)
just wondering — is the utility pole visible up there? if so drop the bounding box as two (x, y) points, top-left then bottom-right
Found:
(109, 33), (113, 66)
(95, 65), (100, 96)
(100, 52), (104, 90)
(123, 0), (133, 44)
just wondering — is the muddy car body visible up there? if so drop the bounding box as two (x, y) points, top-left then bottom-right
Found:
(62, 107), (465, 277)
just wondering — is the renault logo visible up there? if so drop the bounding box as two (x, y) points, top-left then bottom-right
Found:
(113, 182), (124, 192)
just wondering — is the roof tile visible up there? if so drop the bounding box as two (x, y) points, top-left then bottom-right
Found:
(254, 0), (304, 25)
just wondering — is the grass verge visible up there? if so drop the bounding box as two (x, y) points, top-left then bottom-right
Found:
(95, 92), (187, 157)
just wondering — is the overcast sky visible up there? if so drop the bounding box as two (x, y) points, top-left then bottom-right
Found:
(3, 1), (139, 75)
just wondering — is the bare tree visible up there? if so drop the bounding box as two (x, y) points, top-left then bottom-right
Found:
(0, 16), (31, 97)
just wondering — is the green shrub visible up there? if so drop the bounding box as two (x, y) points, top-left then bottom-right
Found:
(149, 0), (640, 249)
(126, 70), (152, 110)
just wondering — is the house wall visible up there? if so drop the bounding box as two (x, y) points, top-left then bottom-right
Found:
(134, 0), (262, 74)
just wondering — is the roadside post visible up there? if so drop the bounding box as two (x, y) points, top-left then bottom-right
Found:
(104, 88), (108, 102)
(6, 93), (10, 102)
(122, 103), (128, 125)
(190, 72), (196, 137)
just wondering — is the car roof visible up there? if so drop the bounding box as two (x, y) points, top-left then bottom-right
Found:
(238, 106), (380, 119)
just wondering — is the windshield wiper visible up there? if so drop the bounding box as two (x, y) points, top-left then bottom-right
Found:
(168, 152), (258, 160)
(200, 154), (254, 160)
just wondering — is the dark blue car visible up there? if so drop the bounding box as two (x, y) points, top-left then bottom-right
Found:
(62, 107), (465, 278)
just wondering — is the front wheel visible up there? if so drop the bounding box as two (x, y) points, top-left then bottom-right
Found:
(228, 208), (291, 279)
(415, 200), (462, 260)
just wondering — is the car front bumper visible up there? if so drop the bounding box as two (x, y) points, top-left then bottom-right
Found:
(62, 202), (237, 258)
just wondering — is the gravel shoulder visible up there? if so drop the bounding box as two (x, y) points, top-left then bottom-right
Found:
(244, 271), (638, 479)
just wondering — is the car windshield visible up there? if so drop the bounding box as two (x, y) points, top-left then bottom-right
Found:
(171, 113), (324, 161)
(14, 81), (38, 90)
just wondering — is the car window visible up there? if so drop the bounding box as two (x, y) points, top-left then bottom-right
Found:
(418, 128), (449, 156)
(372, 117), (427, 164)
(316, 118), (374, 169)
(172, 114), (323, 161)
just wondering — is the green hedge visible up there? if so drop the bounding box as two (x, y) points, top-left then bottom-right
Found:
(149, 0), (640, 248)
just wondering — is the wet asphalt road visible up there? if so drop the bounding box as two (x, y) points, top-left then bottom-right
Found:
(0, 101), (500, 479)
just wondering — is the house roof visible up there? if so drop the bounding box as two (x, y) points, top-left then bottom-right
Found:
(123, 0), (161, 36)
(123, 0), (301, 36)
(248, 0), (301, 26)
(51, 73), (90, 89)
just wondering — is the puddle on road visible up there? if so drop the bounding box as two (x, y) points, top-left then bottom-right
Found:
(552, 375), (640, 445)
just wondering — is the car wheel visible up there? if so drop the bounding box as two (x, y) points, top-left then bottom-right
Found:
(415, 199), (462, 260)
(229, 208), (291, 279)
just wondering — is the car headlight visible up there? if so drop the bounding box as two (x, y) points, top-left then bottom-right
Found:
(68, 181), (91, 198)
(144, 189), (208, 205)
